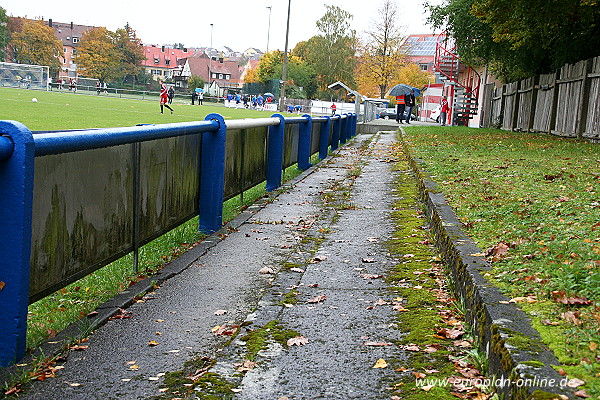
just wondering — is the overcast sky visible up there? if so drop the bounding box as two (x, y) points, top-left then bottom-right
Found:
(2, 0), (440, 52)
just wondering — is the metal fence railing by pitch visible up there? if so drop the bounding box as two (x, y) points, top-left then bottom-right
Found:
(0, 112), (358, 367)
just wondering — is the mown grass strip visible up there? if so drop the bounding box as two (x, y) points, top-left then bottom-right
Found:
(403, 126), (600, 398)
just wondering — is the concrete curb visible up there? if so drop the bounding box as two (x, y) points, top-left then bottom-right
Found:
(399, 132), (577, 400)
(0, 152), (333, 389)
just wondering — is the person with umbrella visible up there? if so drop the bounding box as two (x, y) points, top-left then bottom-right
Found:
(404, 89), (416, 124)
(386, 84), (421, 124)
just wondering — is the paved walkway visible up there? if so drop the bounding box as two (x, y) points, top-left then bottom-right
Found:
(16, 129), (436, 399)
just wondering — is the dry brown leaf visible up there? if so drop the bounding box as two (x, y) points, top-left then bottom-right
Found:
(363, 341), (393, 347)
(437, 328), (465, 339)
(373, 358), (388, 368)
(307, 294), (327, 303)
(574, 389), (590, 398)
(259, 266), (275, 274)
(147, 340), (159, 347)
(361, 273), (383, 280)
(413, 372), (427, 379)
(567, 378), (585, 388)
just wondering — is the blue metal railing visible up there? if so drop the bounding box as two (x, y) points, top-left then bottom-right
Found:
(0, 112), (358, 367)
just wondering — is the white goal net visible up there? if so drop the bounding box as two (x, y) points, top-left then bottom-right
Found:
(0, 61), (50, 90)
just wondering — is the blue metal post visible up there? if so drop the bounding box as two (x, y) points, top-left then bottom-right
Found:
(297, 114), (312, 171)
(266, 114), (285, 191)
(350, 113), (357, 137)
(199, 113), (227, 233)
(319, 116), (330, 159)
(340, 114), (349, 144)
(0, 121), (35, 367)
(331, 115), (341, 151)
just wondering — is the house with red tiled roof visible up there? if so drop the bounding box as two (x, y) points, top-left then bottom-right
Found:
(174, 53), (243, 95)
(142, 45), (194, 81)
(43, 19), (96, 79)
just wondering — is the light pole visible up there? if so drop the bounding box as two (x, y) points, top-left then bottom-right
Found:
(209, 23), (214, 94)
(279, 0), (291, 113)
(266, 6), (272, 53)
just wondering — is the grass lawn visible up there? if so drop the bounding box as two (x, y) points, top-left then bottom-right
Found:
(0, 86), (308, 357)
(0, 86), (286, 131)
(403, 126), (600, 398)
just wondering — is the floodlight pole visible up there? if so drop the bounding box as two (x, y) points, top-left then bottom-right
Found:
(266, 6), (272, 53)
(279, 0), (291, 113)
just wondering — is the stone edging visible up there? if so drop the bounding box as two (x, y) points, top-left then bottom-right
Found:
(399, 132), (577, 400)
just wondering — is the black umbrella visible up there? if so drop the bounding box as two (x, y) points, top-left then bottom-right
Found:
(386, 84), (421, 97)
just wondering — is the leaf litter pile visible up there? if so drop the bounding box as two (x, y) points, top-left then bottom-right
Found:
(404, 126), (600, 398)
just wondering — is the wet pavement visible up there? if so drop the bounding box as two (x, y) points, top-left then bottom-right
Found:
(16, 129), (425, 400)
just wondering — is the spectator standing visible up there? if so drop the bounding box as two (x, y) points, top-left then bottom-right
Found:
(103, 81), (108, 95)
(198, 89), (204, 105)
(395, 95), (405, 123)
(167, 86), (175, 104)
(404, 89), (416, 124)
(331, 103), (337, 115)
(96, 81), (101, 95)
(440, 96), (449, 126)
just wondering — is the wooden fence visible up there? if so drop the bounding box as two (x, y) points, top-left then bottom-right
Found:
(484, 56), (600, 141)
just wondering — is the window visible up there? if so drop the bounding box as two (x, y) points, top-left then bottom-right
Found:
(72, 37), (78, 44)
(219, 74), (223, 79)
(212, 73), (217, 79)
(225, 74), (230, 80)
(165, 59), (170, 66)
(154, 58), (160, 64)
(419, 63), (429, 71)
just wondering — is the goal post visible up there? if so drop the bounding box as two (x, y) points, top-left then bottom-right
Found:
(0, 62), (50, 90)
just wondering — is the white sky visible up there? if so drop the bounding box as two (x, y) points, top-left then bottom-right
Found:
(2, 0), (440, 52)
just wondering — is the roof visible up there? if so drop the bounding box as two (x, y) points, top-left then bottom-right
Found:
(404, 34), (438, 57)
(142, 45), (192, 69)
(44, 20), (96, 47)
(183, 54), (242, 82)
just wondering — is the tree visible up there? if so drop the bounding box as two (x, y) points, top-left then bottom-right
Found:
(300, 6), (357, 93)
(113, 24), (145, 84)
(0, 7), (8, 61)
(427, 0), (600, 82)
(355, 0), (407, 98)
(188, 75), (205, 91)
(76, 27), (121, 82)
(252, 50), (318, 98)
(8, 18), (62, 76)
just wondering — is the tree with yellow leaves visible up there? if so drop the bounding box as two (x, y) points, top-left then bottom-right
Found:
(8, 18), (62, 76)
(76, 27), (121, 83)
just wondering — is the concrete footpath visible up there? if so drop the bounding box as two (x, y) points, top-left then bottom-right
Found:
(14, 129), (431, 399)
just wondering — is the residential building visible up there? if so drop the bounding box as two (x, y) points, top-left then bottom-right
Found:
(142, 45), (193, 81)
(45, 19), (96, 79)
(404, 34), (437, 73)
(174, 53), (242, 96)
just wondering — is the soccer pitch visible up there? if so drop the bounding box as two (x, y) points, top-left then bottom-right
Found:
(0, 87), (279, 131)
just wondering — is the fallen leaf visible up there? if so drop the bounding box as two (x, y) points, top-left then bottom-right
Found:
(541, 319), (559, 326)
(290, 267), (305, 273)
(129, 364), (139, 370)
(567, 378), (585, 388)
(69, 345), (88, 351)
(373, 358), (388, 368)
(362, 258), (376, 263)
(214, 310), (228, 316)
(413, 372), (427, 379)
(259, 266), (275, 274)
(405, 344), (421, 352)
(589, 342), (598, 351)
(312, 256), (328, 262)
(307, 294), (327, 304)
(420, 385), (435, 391)
(361, 273), (383, 280)
(0, 281), (5, 291)
(437, 328), (465, 339)
(574, 389), (590, 398)
(147, 340), (160, 347)
(236, 359), (257, 372)
(67, 382), (81, 387)
(373, 299), (388, 306)
(287, 336), (309, 346)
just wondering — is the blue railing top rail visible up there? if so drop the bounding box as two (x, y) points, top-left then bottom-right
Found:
(0, 112), (356, 160)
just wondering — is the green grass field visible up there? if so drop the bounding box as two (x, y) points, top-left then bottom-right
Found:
(0, 86), (282, 130)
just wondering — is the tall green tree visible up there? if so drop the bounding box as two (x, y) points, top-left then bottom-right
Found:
(8, 18), (62, 76)
(254, 50), (318, 98)
(114, 24), (145, 84)
(301, 5), (357, 92)
(428, 0), (600, 82)
(0, 7), (8, 61)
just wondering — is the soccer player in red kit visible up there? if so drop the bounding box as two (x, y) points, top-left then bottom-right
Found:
(159, 80), (174, 114)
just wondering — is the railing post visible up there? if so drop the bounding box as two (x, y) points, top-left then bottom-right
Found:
(331, 115), (341, 151)
(352, 113), (358, 137)
(340, 114), (348, 144)
(199, 113), (227, 233)
(319, 116), (330, 159)
(298, 114), (313, 171)
(266, 114), (285, 191)
(0, 121), (35, 367)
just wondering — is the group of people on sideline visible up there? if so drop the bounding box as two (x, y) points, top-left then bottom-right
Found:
(225, 93), (274, 110)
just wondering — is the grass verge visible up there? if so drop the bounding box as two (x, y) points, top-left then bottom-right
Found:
(403, 126), (600, 398)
